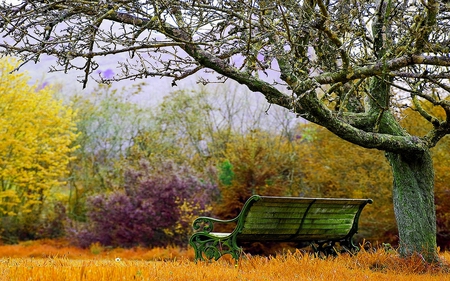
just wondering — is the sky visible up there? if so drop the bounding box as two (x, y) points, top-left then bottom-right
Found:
(19, 52), (197, 106)
(2, 0), (201, 105)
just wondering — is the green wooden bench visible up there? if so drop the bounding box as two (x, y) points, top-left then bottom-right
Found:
(189, 195), (373, 261)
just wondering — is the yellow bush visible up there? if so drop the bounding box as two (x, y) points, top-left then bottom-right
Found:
(0, 57), (78, 218)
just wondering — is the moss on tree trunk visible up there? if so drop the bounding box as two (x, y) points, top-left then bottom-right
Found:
(386, 150), (439, 262)
(367, 76), (439, 263)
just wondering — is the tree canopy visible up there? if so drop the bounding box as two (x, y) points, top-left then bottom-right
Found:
(1, 0), (450, 262)
(1, 1), (449, 149)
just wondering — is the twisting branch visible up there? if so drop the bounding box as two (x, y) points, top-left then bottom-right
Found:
(412, 93), (441, 127)
(315, 0), (349, 69)
(1, 0), (450, 153)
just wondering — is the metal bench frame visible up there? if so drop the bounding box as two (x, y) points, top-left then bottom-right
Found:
(189, 195), (373, 261)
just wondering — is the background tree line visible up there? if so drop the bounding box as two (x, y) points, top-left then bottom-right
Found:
(1, 57), (449, 251)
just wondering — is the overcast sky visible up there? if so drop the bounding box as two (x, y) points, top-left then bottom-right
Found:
(19, 52), (199, 106)
(2, 0), (200, 105)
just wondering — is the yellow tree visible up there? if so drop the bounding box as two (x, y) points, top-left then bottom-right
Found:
(0, 57), (77, 231)
(215, 130), (302, 221)
(295, 123), (395, 244)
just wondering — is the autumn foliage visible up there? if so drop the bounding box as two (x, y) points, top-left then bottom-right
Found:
(0, 61), (449, 252)
(67, 160), (218, 248)
(0, 58), (77, 243)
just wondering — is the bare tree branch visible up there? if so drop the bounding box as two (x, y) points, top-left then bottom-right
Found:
(1, 0), (450, 153)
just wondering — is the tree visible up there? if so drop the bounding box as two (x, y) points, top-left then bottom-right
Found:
(67, 84), (152, 219)
(1, 0), (450, 262)
(0, 57), (77, 242)
(215, 129), (302, 217)
(127, 85), (296, 174)
(295, 123), (396, 243)
(399, 100), (450, 250)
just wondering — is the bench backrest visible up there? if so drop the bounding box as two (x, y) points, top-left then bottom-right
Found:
(234, 195), (372, 242)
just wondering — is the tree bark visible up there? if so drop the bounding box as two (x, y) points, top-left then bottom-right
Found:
(370, 74), (439, 262)
(386, 150), (439, 262)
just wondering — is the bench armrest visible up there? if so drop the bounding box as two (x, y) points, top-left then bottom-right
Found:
(192, 216), (239, 233)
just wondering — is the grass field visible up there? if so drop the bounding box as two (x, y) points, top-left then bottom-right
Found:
(0, 240), (449, 281)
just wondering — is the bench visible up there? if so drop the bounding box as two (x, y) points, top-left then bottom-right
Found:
(189, 195), (373, 261)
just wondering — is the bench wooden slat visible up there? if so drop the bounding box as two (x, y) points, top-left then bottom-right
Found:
(247, 210), (358, 219)
(251, 202), (363, 208)
(239, 229), (351, 236)
(256, 198), (369, 205)
(238, 233), (349, 241)
(249, 205), (363, 213)
(240, 225), (353, 235)
(244, 218), (355, 225)
(242, 223), (353, 230)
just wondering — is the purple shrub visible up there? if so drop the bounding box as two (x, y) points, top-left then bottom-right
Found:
(68, 160), (218, 248)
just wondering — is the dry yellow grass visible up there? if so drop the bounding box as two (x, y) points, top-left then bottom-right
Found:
(0, 239), (193, 261)
(0, 241), (449, 281)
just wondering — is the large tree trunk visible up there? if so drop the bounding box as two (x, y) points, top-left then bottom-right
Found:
(386, 149), (439, 262)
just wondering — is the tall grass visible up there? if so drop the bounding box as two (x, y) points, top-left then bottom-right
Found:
(0, 241), (448, 280)
(0, 239), (192, 260)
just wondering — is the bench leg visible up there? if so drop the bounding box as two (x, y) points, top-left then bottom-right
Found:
(312, 241), (337, 258)
(340, 237), (359, 254)
(189, 233), (242, 261)
(312, 238), (359, 258)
